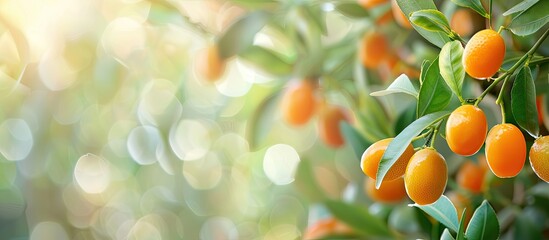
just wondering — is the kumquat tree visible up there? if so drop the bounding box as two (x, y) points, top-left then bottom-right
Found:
(0, 0), (548, 239)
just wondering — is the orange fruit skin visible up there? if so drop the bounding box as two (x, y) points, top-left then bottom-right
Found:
(358, 0), (388, 9)
(462, 29), (505, 79)
(303, 218), (353, 240)
(404, 148), (448, 205)
(485, 124), (526, 178)
(360, 138), (415, 181)
(359, 31), (389, 69)
(280, 81), (316, 126)
(365, 177), (407, 203)
(456, 160), (486, 193)
(376, 10), (394, 25)
(195, 44), (225, 82)
(391, 0), (412, 29)
(530, 136), (549, 182)
(450, 9), (485, 37)
(446, 105), (488, 156)
(318, 105), (348, 148)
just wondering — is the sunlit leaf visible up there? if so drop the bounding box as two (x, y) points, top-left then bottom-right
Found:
(441, 228), (456, 240)
(439, 40), (465, 102)
(508, 0), (549, 36)
(512, 66), (539, 137)
(238, 46), (293, 76)
(376, 111), (450, 187)
(335, 3), (370, 18)
(503, 0), (540, 16)
(218, 11), (271, 58)
(465, 200), (499, 240)
(395, 0), (451, 48)
(410, 9), (452, 35)
(411, 195), (460, 233)
(370, 74), (418, 98)
(451, 0), (489, 18)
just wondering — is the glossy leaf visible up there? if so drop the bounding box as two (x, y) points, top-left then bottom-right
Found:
(325, 201), (391, 237)
(419, 60), (431, 85)
(218, 11), (270, 58)
(503, 0), (540, 16)
(456, 209), (467, 240)
(508, 0), (549, 36)
(465, 200), (499, 240)
(418, 58), (452, 117)
(439, 40), (465, 101)
(441, 228), (456, 240)
(395, 0), (451, 48)
(376, 111), (450, 188)
(370, 74), (418, 98)
(238, 46), (293, 76)
(341, 122), (373, 161)
(512, 66), (539, 137)
(410, 9), (452, 35)
(451, 0), (489, 17)
(411, 195), (459, 232)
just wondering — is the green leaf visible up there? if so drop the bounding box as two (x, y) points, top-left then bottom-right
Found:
(451, 0), (489, 18)
(512, 66), (539, 137)
(395, 0), (451, 48)
(238, 46), (293, 76)
(441, 228), (456, 240)
(335, 3), (370, 18)
(395, 103), (417, 135)
(513, 210), (543, 240)
(418, 58), (452, 117)
(295, 159), (326, 202)
(419, 60), (431, 85)
(325, 201), (391, 237)
(503, 0), (540, 16)
(456, 209), (467, 240)
(465, 200), (499, 240)
(410, 9), (452, 34)
(341, 122), (373, 161)
(508, 0), (549, 36)
(217, 11), (270, 58)
(246, 92), (280, 149)
(370, 74), (419, 98)
(376, 111), (450, 187)
(411, 195), (460, 232)
(439, 40), (465, 101)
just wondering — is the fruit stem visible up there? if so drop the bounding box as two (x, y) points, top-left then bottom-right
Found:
(429, 122), (441, 148)
(412, 129), (432, 142)
(475, 27), (549, 106)
(488, 0), (493, 29)
(495, 75), (510, 124)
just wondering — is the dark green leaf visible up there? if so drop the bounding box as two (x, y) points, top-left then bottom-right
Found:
(410, 9), (452, 34)
(335, 3), (370, 18)
(456, 209), (467, 240)
(508, 0), (549, 36)
(295, 159), (326, 202)
(217, 11), (270, 58)
(512, 66), (539, 137)
(395, 103), (417, 135)
(465, 200), (499, 240)
(238, 46), (293, 75)
(395, 0), (451, 48)
(451, 0), (489, 18)
(439, 40), (465, 101)
(376, 111), (450, 187)
(418, 58), (452, 117)
(513, 209), (543, 240)
(341, 122), (373, 161)
(370, 74), (419, 98)
(441, 228), (456, 240)
(411, 195), (460, 232)
(325, 201), (391, 237)
(503, 0), (540, 16)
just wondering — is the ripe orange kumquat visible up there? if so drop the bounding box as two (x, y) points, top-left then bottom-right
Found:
(462, 29), (506, 79)
(317, 105), (348, 148)
(456, 160), (486, 193)
(359, 31), (389, 69)
(358, 0), (388, 9)
(391, 0), (412, 29)
(446, 105), (488, 156)
(485, 124), (526, 178)
(361, 138), (415, 181)
(195, 44), (225, 82)
(529, 136), (549, 182)
(303, 218), (354, 240)
(365, 177), (407, 203)
(280, 81), (317, 126)
(404, 148), (448, 205)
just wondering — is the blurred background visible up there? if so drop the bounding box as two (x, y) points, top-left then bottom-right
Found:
(0, 0), (548, 239)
